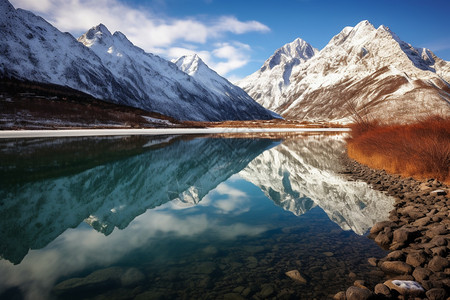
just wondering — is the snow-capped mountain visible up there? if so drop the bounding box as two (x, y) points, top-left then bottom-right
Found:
(0, 1), (276, 122)
(237, 38), (318, 111)
(0, 136), (275, 264)
(173, 54), (281, 119)
(239, 134), (394, 235)
(0, 0), (121, 101)
(238, 20), (450, 123)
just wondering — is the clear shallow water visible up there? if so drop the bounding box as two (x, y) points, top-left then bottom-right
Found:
(0, 134), (394, 299)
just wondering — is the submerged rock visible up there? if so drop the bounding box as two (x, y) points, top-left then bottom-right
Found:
(120, 268), (146, 287)
(333, 291), (346, 300)
(53, 267), (124, 295)
(285, 270), (307, 284)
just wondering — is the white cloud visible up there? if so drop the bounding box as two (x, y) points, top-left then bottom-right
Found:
(9, 0), (269, 78)
(11, 0), (52, 12)
(0, 201), (268, 299)
(421, 38), (450, 52)
(227, 74), (245, 84)
(213, 16), (270, 35)
(211, 42), (252, 76)
(165, 42), (252, 77)
(10, 0), (268, 47)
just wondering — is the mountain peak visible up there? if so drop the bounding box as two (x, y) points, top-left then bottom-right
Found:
(78, 24), (113, 47)
(239, 19), (450, 123)
(237, 37), (318, 111)
(90, 24), (112, 37)
(349, 20), (376, 38)
(354, 20), (374, 29)
(184, 53), (203, 65)
(328, 20), (377, 48)
(264, 37), (317, 70)
(279, 37), (315, 58)
(173, 54), (207, 76)
(112, 31), (135, 48)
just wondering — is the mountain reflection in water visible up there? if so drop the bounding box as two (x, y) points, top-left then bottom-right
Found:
(0, 133), (394, 300)
(240, 135), (394, 235)
(0, 135), (276, 264)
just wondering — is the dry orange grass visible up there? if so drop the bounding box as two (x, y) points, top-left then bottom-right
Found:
(347, 116), (450, 184)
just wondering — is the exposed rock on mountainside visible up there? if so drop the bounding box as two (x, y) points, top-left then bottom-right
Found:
(238, 38), (318, 112)
(238, 20), (450, 123)
(0, 0), (276, 122)
(172, 54), (280, 119)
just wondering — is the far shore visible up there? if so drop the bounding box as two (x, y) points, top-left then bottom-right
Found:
(0, 127), (350, 139)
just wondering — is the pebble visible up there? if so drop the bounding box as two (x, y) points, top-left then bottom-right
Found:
(338, 157), (450, 299)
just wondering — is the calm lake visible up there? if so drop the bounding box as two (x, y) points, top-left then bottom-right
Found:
(0, 133), (394, 300)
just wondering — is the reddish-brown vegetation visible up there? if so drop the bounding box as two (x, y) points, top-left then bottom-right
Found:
(347, 116), (450, 184)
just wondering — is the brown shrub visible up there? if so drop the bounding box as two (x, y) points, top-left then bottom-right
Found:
(347, 115), (450, 183)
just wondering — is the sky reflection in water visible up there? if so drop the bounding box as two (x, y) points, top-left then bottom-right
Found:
(0, 134), (394, 299)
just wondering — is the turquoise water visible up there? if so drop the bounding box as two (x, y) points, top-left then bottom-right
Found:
(0, 134), (393, 299)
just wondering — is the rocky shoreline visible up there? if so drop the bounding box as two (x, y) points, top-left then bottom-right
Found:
(334, 157), (449, 300)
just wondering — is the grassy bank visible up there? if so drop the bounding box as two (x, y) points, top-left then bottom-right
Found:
(346, 116), (450, 184)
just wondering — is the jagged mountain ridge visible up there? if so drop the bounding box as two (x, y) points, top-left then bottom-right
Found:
(0, 1), (121, 101)
(237, 38), (318, 112)
(238, 20), (450, 123)
(172, 54), (280, 119)
(0, 0), (276, 121)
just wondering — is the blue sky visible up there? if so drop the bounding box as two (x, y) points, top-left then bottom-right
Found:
(10, 0), (450, 81)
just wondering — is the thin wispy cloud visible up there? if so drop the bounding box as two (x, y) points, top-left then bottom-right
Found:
(421, 38), (450, 52)
(10, 0), (270, 77)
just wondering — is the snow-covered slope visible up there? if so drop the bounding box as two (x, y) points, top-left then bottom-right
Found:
(0, 0), (277, 121)
(237, 38), (318, 111)
(173, 54), (280, 119)
(0, 136), (275, 264)
(239, 20), (450, 123)
(78, 25), (276, 121)
(0, 0), (121, 100)
(239, 135), (394, 235)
